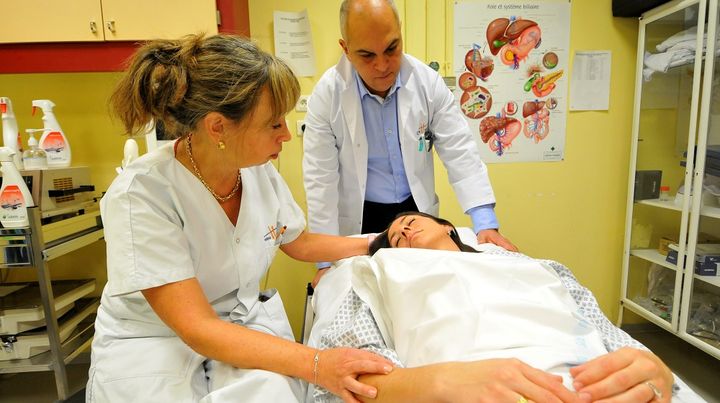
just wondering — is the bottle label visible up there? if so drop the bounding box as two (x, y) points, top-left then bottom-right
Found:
(40, 131), (68, 163)
(0, 185), (27, 223)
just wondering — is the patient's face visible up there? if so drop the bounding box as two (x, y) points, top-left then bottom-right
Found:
(387, 215), (457, 251)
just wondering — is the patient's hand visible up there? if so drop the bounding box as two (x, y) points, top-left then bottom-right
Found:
(317, 348), (393, 403)
(570, 347), (673, 403)
(477, 229), (518, 252)
(311, 267), (329, 288)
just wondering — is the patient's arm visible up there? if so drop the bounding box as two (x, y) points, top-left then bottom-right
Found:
(357, 360), (580, 403)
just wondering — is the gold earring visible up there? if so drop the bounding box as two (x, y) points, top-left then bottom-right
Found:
(217, 140), (226, 150)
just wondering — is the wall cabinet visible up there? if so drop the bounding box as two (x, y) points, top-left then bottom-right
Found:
(0, 0), (218, 43)
(620, 0), (720, 360)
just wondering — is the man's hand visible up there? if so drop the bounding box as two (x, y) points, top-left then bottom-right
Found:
(477, 229), (518, 252)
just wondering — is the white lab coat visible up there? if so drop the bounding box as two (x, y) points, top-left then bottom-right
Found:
(87, 142), (306, 402)
(303, 54), (495, 236)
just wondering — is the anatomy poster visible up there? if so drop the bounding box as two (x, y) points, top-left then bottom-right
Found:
(454, 0), (570, 163)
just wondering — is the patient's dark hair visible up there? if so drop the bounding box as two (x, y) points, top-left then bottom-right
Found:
(368, 211), (480, 255)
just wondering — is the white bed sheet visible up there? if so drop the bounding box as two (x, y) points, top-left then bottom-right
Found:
(306, 228), (498, 349)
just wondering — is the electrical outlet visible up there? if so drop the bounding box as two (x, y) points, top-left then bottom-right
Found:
(295, 95), (309, 112)
(296, 120), (305, 136)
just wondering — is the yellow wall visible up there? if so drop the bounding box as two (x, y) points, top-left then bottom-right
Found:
(0, 0), (640, 341)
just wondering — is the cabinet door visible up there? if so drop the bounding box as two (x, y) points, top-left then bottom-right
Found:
(621, 0), (705, 331)
(678, 0), (720, 360)
(0, 0), (104, 43)
(101, 0), (218, 41)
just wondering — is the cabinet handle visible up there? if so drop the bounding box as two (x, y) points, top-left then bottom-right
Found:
(90, 21), (97, 33)
(106, 20), (116, 33)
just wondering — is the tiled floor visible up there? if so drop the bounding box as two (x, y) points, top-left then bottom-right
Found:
(1, 330), (718, 402)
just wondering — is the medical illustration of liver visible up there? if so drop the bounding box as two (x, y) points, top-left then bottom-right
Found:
(486, 17), (541, 69)
(522, 101), (544, 118)
(479, 114), (521, 156)
(522, 101), (550, 143)
(464, 48), (494, 81)
(460, 85), (492, 119)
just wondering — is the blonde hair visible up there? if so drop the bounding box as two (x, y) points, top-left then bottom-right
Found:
(110, 34), (300, 138)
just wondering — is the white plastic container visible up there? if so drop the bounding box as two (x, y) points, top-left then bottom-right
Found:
(32, 100), (71, 168)
(0, 147), (35, 228)
(23, 129), (48, 170)
(0, 97), (24, 170)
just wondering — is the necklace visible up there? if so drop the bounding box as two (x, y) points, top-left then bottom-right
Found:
(185, 134), (241, 203)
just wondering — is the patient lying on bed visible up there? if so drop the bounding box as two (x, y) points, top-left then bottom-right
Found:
(311, 212), (703, 403)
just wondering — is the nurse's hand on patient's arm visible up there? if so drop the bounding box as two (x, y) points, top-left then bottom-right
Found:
(356, 359), (580, 403)
(570, 347), (673, 403)
(477, 229), (518, 252)
(317, 348), (394, 403)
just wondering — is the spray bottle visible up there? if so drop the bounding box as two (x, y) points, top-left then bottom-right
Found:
(0, 97), (24, 170)
(0, 147), (34, 228)
(23, 129), (48, 170)
(116, 138), (139, 174)
(32, 99), (72, 167)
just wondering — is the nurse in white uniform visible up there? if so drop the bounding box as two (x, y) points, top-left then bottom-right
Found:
(87, 34), (392, 403)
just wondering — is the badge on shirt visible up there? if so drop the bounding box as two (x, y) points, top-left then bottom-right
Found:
(417, 121), (435, 152)
(263, 222), (287, 246)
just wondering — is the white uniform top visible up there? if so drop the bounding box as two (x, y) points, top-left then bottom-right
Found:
(88, 141), (306, 402)
(303, 54), (496, 236)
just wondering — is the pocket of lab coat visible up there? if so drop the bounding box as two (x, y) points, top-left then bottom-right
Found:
(88, 336), (207, 402)
(95, 336), (203, 381)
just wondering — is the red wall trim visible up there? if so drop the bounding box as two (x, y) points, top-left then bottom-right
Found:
(217, 0), (250, 36)
(0, 1), (250, 74)
(0, 42), (139, 74)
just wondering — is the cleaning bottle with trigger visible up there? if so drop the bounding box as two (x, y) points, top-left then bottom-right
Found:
(32, 99), (72, 167)
(0, 97), (24, 170)
(0, 147), (35, 228)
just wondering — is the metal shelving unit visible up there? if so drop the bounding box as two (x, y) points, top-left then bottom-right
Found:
(0, 206), (103, 400)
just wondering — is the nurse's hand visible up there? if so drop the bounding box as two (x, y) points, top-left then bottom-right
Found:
(477, 229), (518, 252)
(570, 347), (673, 403)
(316, 348), (393, 403)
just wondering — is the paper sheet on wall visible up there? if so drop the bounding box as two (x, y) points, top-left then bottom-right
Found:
(273, 9), (316, 77)
(569, 51), (612, 111)
(453, 0), (571, 163)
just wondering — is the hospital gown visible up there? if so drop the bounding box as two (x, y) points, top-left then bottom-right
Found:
(313, 248), (688, 402)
